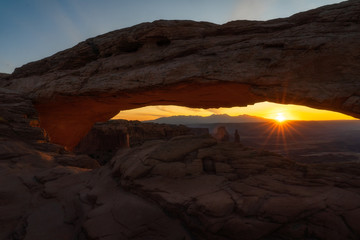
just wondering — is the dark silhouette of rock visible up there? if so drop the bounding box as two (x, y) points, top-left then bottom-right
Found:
(75, 119), (209, 164)
(214, 126), (230, 142)
(2, 1), (360, 149)
(234, 129), (240, 142)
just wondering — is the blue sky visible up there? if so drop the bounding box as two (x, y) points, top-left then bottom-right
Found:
(0, 0), (344, 73)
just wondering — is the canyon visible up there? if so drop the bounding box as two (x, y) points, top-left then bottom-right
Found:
(1, 0), (360, 239)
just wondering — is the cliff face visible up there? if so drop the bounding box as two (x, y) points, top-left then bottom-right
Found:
(74, 119), (208, 164)
(2, 0), (360, 149)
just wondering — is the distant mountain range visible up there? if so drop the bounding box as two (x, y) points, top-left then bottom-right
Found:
(146, 114), (269, 125)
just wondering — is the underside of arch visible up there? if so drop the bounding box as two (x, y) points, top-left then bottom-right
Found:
(35, 80), (359, 150)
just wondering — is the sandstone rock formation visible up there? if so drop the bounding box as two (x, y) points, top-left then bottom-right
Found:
(2, 94), (360, 240)
(1, 1), (360, 239)
(75, 119), (208, 164)
(1, 89), (360, 239)
(213, 126), (230, 142)
(111, 135), (360, 239)
(0, 89), (190, 240)
(234, 129), (240, 142)
(1, 0), (360, 149)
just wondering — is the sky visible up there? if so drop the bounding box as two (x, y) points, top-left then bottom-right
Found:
(1, 0), (353, 121)
(114, 102), (356, 121)
(0, 0), (345, 74)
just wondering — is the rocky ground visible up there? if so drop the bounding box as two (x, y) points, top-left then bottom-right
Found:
(1, 88), (360, 240)
(111, 136), (360, 240)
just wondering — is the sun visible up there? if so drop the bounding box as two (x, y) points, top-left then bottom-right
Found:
(275, 113), (286, 123)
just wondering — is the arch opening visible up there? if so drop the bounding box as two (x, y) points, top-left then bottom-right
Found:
(34, 81), (358, 151)
(112, 102), (357, 122)
(110, 102), (359, 163)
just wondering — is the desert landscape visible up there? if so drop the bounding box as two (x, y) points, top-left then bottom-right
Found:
(1, 0), (360, 239)
(182, 118), (360, 163)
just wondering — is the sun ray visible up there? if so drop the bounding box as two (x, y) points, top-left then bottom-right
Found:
(275, 112), (286, 122)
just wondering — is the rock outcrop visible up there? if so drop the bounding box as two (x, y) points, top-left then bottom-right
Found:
(213, 126), (230, 142)
(75, 119), (208, 164)
(0, 89), (191, 239)
(0, 88), (99, 170)
(1, 0), (360, 149)
(234, 129), (240, 142)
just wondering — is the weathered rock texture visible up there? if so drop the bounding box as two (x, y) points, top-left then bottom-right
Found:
(75, 119), (208, 164)
(2, 0), (360, 149)
(2, 93), (360, 240)
(1, 84), (360, 239)
(111, 135), (360, 240)
(2, 3), (360, 238)
(0, 89), (191, 240)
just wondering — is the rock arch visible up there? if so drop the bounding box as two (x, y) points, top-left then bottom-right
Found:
(2, 0), (360, 150)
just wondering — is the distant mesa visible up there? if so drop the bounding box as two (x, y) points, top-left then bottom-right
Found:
(147, 114), (268, 125)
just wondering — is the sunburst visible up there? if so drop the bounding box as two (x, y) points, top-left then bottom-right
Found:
(275, 112), (286, 123)
(258, 119), (303, 157)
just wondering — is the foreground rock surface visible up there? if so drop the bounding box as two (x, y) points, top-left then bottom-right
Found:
(2, 1), (360, 149)
(111, 135), (360, 239)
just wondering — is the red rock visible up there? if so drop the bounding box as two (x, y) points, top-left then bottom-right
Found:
(74, 119), (208, 164)
(213, 126), (230, 142)
(2, 1), (359, 149)
(1, 2), (360, 240)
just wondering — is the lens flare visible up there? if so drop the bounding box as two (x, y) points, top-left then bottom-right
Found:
(275, 113), (286, 122)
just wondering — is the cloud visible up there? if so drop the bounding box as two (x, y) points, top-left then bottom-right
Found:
(155, 106), (179, 114)
(154, 105), (213, 116)
(207, 108), (223, 114)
